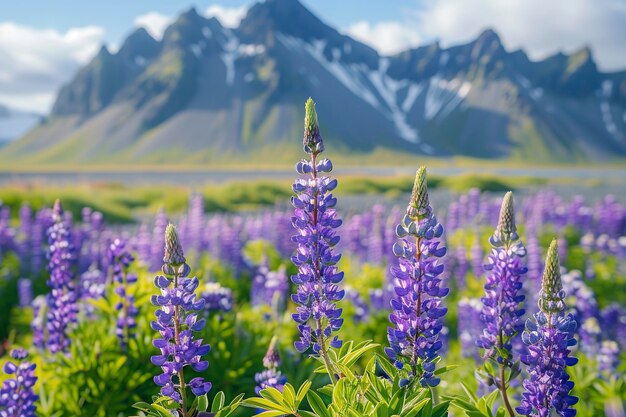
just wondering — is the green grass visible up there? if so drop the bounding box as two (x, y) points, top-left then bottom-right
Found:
(0, 173), (568, 223)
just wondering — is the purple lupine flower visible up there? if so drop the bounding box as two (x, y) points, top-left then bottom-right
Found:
(0, 349), (39, 417)
(31, 296), (47, 349)
(458, 298), (483, 360)
(598, 340), (619, 375)
(43, 200), (78, 354)
(345, 288), (370, 323)
(384, 167), (448, 388)
(109, 238), (139, 349)
(601, 304), (626, 350)
(18, 204), (32, 274)
(561, 270), (599, 355)
(517, 239), (579, 417)
(151, 225), (211, 411)
(18, 279), (33, 308)
(291, 98), (345, 361)
(255, 337), (287, 395)
(200, 282), (233, 313)
(477, 192), (527, 364)
(471, 233), (484, 277)
(150, 208), (168, 271)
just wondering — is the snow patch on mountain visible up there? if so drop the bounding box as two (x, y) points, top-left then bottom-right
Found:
(220, 29), (240, 85)
(425, 76), (471, 121)
(367, 58), (419, 143)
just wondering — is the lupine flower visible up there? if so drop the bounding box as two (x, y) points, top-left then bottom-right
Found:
(255, 337), (287, 395)
(151, 225), (211, 410)
(458, 298), (483, 360)
(477, 192), (527, 363)
(0, 348), (39, 417)
(517, 239), (578, 417)
(598, 340), (619, 375)
(384, 167), (448, 387)
(291, 98), (345, 359)
(18, 278), (33, 308)
(109, 238), (139, 349)
(201, 282), (234, 313)
(43, 200), (78, 354)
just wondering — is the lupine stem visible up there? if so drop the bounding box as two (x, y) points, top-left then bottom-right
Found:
(311, 152), (339, 384)
(173, 272), (188, 417)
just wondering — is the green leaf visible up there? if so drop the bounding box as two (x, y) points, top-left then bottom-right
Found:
(307, 391), (330, 417)
(296, 380), (312, 404)
(241, 397), (291, 414)
(211, 391), (225, 412)
(283, 383), (297, 409)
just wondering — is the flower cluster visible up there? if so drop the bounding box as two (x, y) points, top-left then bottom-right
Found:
(517, 239), (578, 417)
(151, 225), (211, 410)
(291, 98), (345, 357)
(42, 200), (78, 354)
(477, 192), (527, 363)
(255, 337), (287, 395)
(0, 348), (39, 417)
(109, 238), (139, 349)
(201, 282), (234, 313)
(385, 167), (448, 387)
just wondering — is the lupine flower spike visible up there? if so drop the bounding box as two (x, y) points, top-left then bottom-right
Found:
(255, 337), (287, 395)
(151, 224), (211, 417)
(385, 167), (449, 388)
(0, 348), (39, 417)
(108, 238), (139, 349)
(291, 98), (344, 382)
(476, 192), (527, 417)
(41, 199), (78, 354)
(517, 239), (578, 417)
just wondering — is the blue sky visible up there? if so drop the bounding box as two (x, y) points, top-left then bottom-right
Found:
(2, 0), (410, 44)
(1, 0), (625, 113)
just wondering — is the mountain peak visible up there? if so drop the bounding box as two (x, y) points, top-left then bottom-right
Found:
(118, 27), (160, 59)
(238, 0), (332, 43)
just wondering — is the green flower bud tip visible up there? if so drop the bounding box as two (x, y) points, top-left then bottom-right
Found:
(539, 239), (565, 314)
(52, 199), (63, 223)
(304, 97), (318, 132)
(163, 223), (186, 266)
(303, 97), (324, 155)
(497, 191), (516, 237)
(407, 166), (429, 219)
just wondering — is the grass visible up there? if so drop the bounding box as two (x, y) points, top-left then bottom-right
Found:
(0, 173), (561, 224)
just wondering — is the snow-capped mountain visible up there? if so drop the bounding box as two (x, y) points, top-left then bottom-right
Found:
(3, 0), (626, 164)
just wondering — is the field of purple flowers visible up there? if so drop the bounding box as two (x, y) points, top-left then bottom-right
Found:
(0, 99), (625, 417)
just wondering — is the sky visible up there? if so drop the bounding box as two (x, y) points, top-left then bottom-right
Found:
(1, 0), (626, 114)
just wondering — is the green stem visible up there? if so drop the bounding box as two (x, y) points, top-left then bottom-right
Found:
(173, 273), (188, 417)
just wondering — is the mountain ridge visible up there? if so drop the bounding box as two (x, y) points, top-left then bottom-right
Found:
(2, 0), (625, 165)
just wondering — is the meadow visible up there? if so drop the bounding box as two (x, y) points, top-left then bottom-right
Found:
(0, 100), (625, 417)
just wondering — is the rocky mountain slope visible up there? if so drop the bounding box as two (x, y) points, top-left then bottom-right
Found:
(2, 0), (625, 165)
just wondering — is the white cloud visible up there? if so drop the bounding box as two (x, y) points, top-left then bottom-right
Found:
(134, 12), (173, 40)
(345, 21), (422, 56)
(345, 0), (626, 71)
(204, 5), (247, 28)
(0, 23), (104, 113)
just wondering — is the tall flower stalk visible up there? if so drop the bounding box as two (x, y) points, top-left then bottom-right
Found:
(255, 337), (287, 395)
(291, 98), (344, 383)
(42, 200), (78, 354)
(0, 349), (39, 417)
(109, 238), (138, 349)
(151, 224), (211, 417)
(517, 239), (578, 417)
(384, 167), (448, 387)
(477, 192), (527, 417)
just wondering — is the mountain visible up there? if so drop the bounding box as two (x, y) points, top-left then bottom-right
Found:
(2, 0), (626, 165)
(0, 104), (42, 147)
